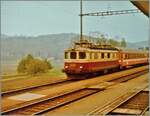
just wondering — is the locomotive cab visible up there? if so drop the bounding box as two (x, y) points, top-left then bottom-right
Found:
(63, 49), (90, 75)
(64, 51), (87, 60)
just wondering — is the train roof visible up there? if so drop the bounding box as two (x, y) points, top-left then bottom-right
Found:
(65, 39), (148, 54)
(69, 39), (119, 51)
(120, 48), (148, 53)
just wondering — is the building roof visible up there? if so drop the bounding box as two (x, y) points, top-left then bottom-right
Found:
(131, 1), (149, 17)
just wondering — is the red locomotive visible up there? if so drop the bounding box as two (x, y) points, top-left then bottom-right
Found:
(63, 39), (149, 79)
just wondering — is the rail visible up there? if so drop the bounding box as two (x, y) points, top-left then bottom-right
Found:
(2, 79), (70, 96)
(2, 88), (100, 115)
(87, 84), (148, 115)
(2, 66), (148, 114)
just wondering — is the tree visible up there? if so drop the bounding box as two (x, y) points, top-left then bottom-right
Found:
(17, 58), (27, 73)
(97, 34), (107, 45)
(145, 47), (149, 51)
(26, 59), (49, 74)
(17, 54), (53, 74)
(17, 54), (34, 73)
(120, 38), (127, 48)
(108, 38), (120, 47)
(44, 58), (53, 69)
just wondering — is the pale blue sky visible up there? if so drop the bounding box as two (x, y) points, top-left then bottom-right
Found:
(1, 1), (149, 42)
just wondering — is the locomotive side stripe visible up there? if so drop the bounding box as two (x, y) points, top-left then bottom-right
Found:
(64, 59), (119, 63)
(122, 58), (148, 62)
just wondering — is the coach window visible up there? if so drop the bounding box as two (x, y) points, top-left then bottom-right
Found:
(65, 52), (68, 59)
(101, 53), (104, 59)
(79, 52), (86, 59)
(107, 53), (110, 58)
(70, 52), (76, 59)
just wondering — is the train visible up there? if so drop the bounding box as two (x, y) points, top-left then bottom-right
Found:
(63, 39), (149, 79)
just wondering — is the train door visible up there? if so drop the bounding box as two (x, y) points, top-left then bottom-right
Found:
(118, 50), (124, 69)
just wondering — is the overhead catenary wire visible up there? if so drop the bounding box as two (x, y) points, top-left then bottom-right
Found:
(80, 9), (141, 17)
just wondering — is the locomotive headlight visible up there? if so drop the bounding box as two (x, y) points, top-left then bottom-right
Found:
(79, 66), (83, 69)
(65, 66), (68, 68)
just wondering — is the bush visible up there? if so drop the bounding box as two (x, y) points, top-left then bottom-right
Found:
(17, 54), (34, 73)
(17, 54), (52, 74)
(44, 59), (53, 69)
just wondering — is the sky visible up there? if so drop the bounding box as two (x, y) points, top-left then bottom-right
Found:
(1, 1), (149, 42)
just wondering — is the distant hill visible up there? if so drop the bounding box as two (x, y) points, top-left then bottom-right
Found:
(127, 40), (148, 49)
(1, 33), (79, 67)
(1, 33), (148, 67)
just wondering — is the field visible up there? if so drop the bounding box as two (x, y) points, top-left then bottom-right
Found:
(1, 59), (66, 92)
(1, 71), (66, 92)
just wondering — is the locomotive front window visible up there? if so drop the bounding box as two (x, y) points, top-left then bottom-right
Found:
(107, 53), (110, 58)
(70, 52), (77, 59)
(101, 53), (104, 58)
(79, 52), (86, 59)
(65, 52), (68, 59)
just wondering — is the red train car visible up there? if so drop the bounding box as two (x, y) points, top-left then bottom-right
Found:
(63, 40), (148, 79)
(119, 49), (148, 68)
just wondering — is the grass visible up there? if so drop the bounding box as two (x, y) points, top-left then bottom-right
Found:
(1, 68), (67, 92)
(1, 66), (66, 92)
(47, 68), (65, 77)
(1, 59), (67, 92)
(2, 67), (65, 80)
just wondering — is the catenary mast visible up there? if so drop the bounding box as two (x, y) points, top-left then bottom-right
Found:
(80, 0), (83, 41)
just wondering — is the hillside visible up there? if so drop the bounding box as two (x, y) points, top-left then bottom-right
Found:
(1, 33), (148, 67)
(127, 40), (148, 49)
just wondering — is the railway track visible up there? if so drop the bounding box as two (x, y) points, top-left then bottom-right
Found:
(87, 84), (149, 115)
(88, 69), (148, 91)
(2, 65), (148, 97)
(109, 89), (149, 115)
(109, 69), (148, 83)
(2, 69), (148, 115)
(2, 66), (148, 115)
(2, 79), (72, 97)
(2, 88), (100, 115)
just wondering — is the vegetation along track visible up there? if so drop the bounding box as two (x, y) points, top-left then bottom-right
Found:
(2, 88), (100, 115)
(2, 79), (72, 97)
